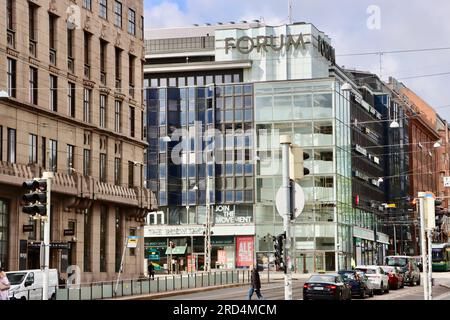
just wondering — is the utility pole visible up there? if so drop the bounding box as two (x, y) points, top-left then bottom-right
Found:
(42, 171), (53, 301)
(418, 193), (428, 300)
(280, 135), (293, 300)
(427, 229), (433, 300)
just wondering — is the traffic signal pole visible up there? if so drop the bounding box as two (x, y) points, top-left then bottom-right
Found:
(418, 195), (429, 300)
(42, 171), (53, 301)
(280, 135), (293, 300)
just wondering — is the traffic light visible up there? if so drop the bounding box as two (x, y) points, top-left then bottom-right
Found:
(273, 232), (286, 272)
(22, 179), (47, 216)
(290, 145), (310, 180)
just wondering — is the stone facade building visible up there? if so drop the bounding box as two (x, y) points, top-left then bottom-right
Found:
(0, 0), (156, 283)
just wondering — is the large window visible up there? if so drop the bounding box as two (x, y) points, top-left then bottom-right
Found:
(128, 8), (136, 35)
(7, 58), (16, 98)
(67, 28), (74, 73)
(50, 75), (58, 111)
(114, 1), (122, 28)
(100, 94), (107, 128)
(99, 0), (108, 19)
(7, 128), (16, 163)
(129, 106), (135, 137)
(41, 137), (46, 168)
(84, 208), (92, 272)
(100, 153), (107, 182)
(49, 13), (57, 65)
(83, 0), (92, 10)
(7, 0), (14, 30)
(129, 55), (135, 97)
(29, 67), (38, 105)
(115, 47), (122, 85)
(100, 205), (107, 272)
(67, 144), (75, 174)
(28, 3), (37, 56)
(83, 88), (91, 123)
(29, 134), (37, 164)
(68, 82), (76, 117)
(83, 149), (91, 176)
(114, 157), (121, 186)
(49, 139), (57, 171)
(100, 40), (107, 84)
(115, 100), (122, 132)
(0, 200), (9, 270)
(128, 161), (134, 188)
(84, 32), (91, 78)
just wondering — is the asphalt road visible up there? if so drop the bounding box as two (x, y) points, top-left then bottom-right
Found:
(156, 273), (450, 300)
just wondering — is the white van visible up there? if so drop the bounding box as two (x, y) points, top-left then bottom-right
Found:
(6, 269), (58, 300)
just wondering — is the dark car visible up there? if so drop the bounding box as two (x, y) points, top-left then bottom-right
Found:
(338, 270), (374, 299)
(385, 256), (420, 286)
(303, 274), (352, 301)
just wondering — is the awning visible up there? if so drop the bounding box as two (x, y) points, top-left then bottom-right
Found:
(165, 245), (187, 255)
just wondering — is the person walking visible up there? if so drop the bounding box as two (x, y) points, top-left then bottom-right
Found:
(147, 262), (155, 280)
(247, 265), (263, 300)
(0, 268), (10, 301)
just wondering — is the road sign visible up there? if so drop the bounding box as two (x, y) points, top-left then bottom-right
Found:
(275, 183), (305, 220)
(444, 177), (450, 187)
(127, 236), (138, 248)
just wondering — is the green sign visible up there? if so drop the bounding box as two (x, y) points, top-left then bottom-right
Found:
(165, 245), (187, 255)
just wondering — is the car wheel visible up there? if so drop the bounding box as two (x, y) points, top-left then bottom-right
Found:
(360, 289), (366, 299)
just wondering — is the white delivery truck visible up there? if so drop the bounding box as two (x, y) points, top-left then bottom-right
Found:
(6, 269), (59, 300)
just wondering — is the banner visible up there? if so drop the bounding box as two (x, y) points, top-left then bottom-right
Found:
(217, 250), (227, 264)
(236, 236), (254, 267)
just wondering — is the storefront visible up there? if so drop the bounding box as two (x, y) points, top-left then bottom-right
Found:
(353, 226), (389, 266)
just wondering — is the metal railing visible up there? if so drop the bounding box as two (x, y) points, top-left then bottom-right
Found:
(7, 270), (250, 301)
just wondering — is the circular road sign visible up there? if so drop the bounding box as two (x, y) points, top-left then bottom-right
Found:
(275, 183), (305, 220)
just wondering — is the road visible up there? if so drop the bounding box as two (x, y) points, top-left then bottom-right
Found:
(155, 273), (450, 300)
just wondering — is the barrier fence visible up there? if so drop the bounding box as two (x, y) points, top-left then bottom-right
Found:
(9, 269), (251, 301)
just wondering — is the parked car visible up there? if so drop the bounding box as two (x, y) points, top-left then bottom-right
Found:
(6, 269), (59, 300)
(381, 266), (404, 290)
(355, 265), (389, 294)
(303, 274), (352, 300)
(338, 270), (374, 299)
(385, 256), (421, 286)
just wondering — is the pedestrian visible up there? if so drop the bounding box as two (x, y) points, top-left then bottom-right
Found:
(147, 262), (155, 280)
(247, 265), (263, 300)
(0, 268), (10, 301)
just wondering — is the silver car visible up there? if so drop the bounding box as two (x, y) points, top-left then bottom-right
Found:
(355, 265), (390, 294)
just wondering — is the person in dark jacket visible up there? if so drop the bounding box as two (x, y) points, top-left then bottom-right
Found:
(147, 262), (155, 280)
(247, 265), (263, 300)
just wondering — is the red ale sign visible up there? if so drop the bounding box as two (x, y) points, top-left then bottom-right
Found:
(236, 236), (254, 267)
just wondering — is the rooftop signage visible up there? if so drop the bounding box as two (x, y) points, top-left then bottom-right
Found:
(224, 34), (307, 54)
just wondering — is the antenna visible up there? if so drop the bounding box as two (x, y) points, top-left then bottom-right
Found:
(288, 0), (293, 24)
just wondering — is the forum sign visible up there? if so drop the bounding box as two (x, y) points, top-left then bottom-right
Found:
(224, 33), (335, 64)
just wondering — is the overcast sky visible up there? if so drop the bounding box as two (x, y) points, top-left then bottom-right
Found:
(144, 0), (450, 121)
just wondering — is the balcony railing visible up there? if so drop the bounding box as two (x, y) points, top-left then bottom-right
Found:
(68, 57), (74, 73)
(29, 39), (37, 57)
(84, 64), (91, 79)
(7, 29), (15, 48)
(49, 49), (57, 65)
(100, 71), (107, 85)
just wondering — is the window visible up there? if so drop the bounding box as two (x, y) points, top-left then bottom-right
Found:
(7, 58), (16, 98)
(99, 0), (108, 19)
(50, 75), (58, 112)
(41, 137), (46, 168)
(115, 47), (122, 83)
(7, 0), (14, 30)
(7, 128), (16, 163)
(29, 67), (38, 105)
(141, 16), (144, 39)
(83, 88), (92, 123)
(100, 205), (107, 272)
(83, 0), (92, 10)
(115, 207), (122, 272)
(67, 145), (74, 174)
(29, 134), (37, 164)
(100, 94), (107, 128)
(49, 13), (57, 65)
(68, 82), (76, 117)
(129, 55), (135, 97)
(84, 32), (91, 78)
(67, 28), (74, 72)
(29, 4), (37, 56)
(83, 149), (91, 176)
(128, 8), (136, 35)
(84, 208), (92, 273)
(128, 161), (134, 187)
(49, 139), (57, 172)
(100, 153), (107, 182)
(129, 106), (135, 137)
(115, 100), (122, 132)
(114, 157), (121, 185)
(100, 40), (107, 84)
(114, 1), (122, 28)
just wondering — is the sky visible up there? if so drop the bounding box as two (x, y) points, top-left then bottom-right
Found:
(143, 0), (450, 121)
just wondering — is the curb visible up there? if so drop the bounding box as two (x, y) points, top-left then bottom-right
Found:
(107, 282), (250, 300)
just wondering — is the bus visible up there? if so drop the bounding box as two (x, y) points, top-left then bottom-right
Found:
(432, 243), (450, 272)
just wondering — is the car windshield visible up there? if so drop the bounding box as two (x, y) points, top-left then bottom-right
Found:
(382, 267), (395, 273)
(309, 275), (336, 283)
(339, 272), (355, 280)
(356, 268), (376, 274)
(432, 249), (444, 262)
(386, 257), (408, 267)
(6, 272), (27, 285)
